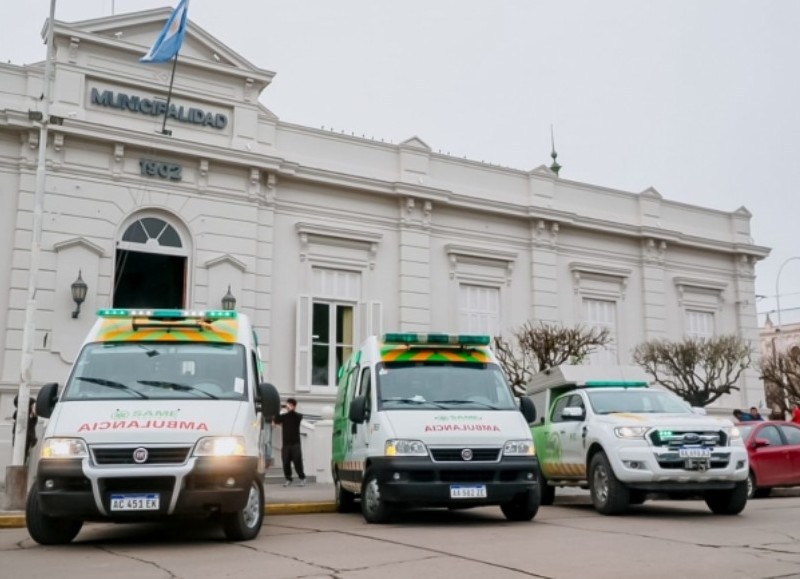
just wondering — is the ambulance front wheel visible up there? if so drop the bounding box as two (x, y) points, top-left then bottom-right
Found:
(500, 485), (540, 521)
(221, 478), (264, 541)
(26, 486), (83, 545)
(361, 471), (395, 524)
(335, 476), (357, 513)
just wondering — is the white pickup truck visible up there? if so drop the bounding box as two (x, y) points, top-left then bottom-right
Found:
(526, 365), (749, 515)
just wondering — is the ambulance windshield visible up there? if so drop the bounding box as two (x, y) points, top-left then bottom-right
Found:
(62, 342), (248, 401)
(376, 362), (517, 410)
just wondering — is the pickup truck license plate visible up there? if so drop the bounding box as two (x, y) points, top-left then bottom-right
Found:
(450, 485), (487, 499)
(678, 448), (711, 459)
(110, 494), (160, 511)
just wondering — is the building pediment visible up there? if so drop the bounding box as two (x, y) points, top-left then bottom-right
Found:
(52, 9), (275, 90)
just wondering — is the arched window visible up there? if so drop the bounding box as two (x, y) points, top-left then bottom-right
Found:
(114, 213), (189, 309)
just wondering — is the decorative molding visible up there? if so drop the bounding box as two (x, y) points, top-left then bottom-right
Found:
(642, 238), (667, 264)
(112, 143), (124, 179)
(53, 236), (105, 257)
(244, 77), (255, 102)
(248, 168), (260, 200)
(569, 262), (631, 298)
(446, 244), (517, 286)
(673, 276), (727, 310)
(265, 172), (276, 205)
(28, 130), (38, 150)
(204, 254), (247, 272)
(68, 36), (80, 63)
(533, 219), (559, 248)
(422, 200), (432, 229)
(736, 254), (756, 277)
(198, 159), (209, 191)
(51, 133), (65, 169)
(296, 222), (382, 269)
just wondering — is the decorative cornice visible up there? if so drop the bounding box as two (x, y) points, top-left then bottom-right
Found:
(446, 244), (517, 285)
(296, 222), (382, 269)
(53, 236), (105, 257)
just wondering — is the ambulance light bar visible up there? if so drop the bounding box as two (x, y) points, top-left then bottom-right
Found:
(97, 308), (237, 320)
(383, 333), (490, 346)
(584, 380), (648, 388)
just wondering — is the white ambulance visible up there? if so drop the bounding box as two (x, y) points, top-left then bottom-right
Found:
(27, 308), (280, 544)
(332, 332), (541, 523)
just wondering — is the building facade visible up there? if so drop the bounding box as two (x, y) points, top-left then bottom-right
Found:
(0, 9), (770, 480)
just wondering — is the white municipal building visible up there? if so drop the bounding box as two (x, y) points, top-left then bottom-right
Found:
(0, 9), (770, 481)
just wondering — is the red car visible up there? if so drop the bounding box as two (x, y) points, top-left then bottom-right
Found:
(737, 420), (800, 498)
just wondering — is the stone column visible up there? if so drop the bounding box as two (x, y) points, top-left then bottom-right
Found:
(641, 238), (668, 339)
(529, 219), (559, 323)
(398, 197), (432, 332)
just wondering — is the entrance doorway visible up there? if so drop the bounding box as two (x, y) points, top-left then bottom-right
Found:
(113, 249), (186, 308)
(113, 215), (189, 309)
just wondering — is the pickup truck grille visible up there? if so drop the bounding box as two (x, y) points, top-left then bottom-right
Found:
(430, 448), (501, 462)
(648, 430), (727, 448)
(92, 446), (191, 465)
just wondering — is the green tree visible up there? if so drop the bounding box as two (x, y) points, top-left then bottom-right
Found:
(633, 335), (751, 407)
(493, 321), (611, 395)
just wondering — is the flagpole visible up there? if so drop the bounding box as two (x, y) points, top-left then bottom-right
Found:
(160, 55), (179, 136)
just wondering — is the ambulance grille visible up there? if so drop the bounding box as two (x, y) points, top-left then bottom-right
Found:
(92, 446), (191, 465)
(430, 448), (501, 462)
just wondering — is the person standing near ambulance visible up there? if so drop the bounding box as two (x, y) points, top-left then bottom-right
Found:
(273, 398), (306, 486)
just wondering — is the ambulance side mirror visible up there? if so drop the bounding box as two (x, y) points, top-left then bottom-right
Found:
(349, 395), (368, 424)
(36, 382), (59, 419)
(258, 382), (281, 420)
(519, 396), (537, 424)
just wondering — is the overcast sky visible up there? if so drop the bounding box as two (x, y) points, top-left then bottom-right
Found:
(3, 1), (799, 326)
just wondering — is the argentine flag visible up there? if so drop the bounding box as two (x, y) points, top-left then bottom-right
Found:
(140, 0), (190, 63)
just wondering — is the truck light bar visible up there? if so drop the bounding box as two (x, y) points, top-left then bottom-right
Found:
(584, 381), (648, 388)
(97, 308), (237, 320)
(383, 333), (490, 346)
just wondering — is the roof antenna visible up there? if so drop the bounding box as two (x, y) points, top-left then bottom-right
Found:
(549, 124), (562, 177)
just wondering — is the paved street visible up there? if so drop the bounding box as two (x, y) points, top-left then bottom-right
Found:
(2, 489), (800, 579)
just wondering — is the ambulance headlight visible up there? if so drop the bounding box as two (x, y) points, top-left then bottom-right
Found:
(384, 439), (428, 457)
(194, 436), (246, 457)
(614, 426), (648, 439)
(503, 440), (535, 456)
(40, 438), (88, 459)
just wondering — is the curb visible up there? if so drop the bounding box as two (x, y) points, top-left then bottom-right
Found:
(0, 502), (337, 530)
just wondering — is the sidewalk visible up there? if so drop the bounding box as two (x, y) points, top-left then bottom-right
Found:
(0, 482), (337, 530)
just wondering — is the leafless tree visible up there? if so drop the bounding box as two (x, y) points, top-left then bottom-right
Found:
(494, 321), (611, 395)
(760, 345), (800, 415)
(633, 335), (751, 407)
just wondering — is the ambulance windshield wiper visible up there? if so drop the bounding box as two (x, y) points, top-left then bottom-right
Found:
(137, 380), (218, 399)
(432, 399), (499, 409)
(75, 376), (149, 399)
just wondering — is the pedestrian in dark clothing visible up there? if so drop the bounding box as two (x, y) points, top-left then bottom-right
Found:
(12, 395), (38, 464)
(749, 407), (764, 421)
(273, 398), (306, 486)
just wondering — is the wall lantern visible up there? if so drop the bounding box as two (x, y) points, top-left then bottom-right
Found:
(221, 285), (236, 311)
(71, 270), (88, 318)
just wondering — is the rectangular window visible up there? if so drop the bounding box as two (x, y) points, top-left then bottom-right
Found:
(309, 268), (359, 387)
(583, 298), (618, 364)
(459, 284), (500, 336)
(686, 309), (714, 339)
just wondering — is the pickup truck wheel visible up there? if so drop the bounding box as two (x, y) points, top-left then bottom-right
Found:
(26, 486), (83, 545)
(704, 481), (748, 515)
(361, 471), (394, 524)
(538, 470), (555, 506)
(335, 476), (357, 513)
(589, 452), (630, 515)
(222, 478), (264, 541)
(500, 486), (541, 521)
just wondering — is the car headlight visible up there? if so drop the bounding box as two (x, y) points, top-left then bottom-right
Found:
(725, 426), (742, 441)
(384, 439), (428, 457)
(40, 438), (88, 459)
(503, 439), (535, 456)
(193, 436), (246, 457)
(614, 426), (648, 439)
